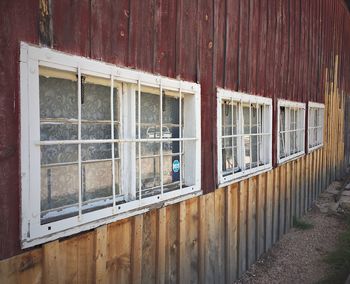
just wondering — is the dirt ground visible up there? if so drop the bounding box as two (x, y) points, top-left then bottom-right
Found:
(235, 185), (348, 284)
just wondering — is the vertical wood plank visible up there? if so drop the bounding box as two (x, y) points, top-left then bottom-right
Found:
(247, 177), (257, 267)
(238, 180), (248, 277)
(272, 167), (280, 243)
(107, 220), (132, 284)
(285, 162), (291, 232)
(226, 184), (238, 283)
(279, 165), (286, 237)
(141, 210), (157, 284)
(214, 188), (226, 284)
(131, 215), (143, 284)
(265, 170), (273, 250)
(198, 195), (206, 284)
(295, 159), (300, 218)
(178, 202), (187, 284)
(205, 193), (216, 284)
(165, 205), (179, 284)
(77, 233), (94, 284)
(256, 173), (266, 258)
(43, 241), (59, 284)
(157, 207), (166, 284)
(95, 225), (107, 284)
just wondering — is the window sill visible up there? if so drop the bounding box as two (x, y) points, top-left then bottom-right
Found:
(21, 188), (202, 249)
(307, 143), (323, 153)
(277, 151), (305, 166)
(218, 164), (273, 188)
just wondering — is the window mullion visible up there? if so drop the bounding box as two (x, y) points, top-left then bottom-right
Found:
(231, 98), (234, 174)
(77, 66), (82, 220)
(240, 102), (245, 171)
(110, 75), (116, 212)
(249, 103), (252, 170)
(137, 79), (141, 201)
(179, 83), (183, 190)
(257, 103), (260, 167)
(160, 80), (164, 196)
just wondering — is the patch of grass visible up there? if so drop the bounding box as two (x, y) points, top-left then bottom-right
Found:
(319, 222), (350, 284)
(293, 216), (314, 230)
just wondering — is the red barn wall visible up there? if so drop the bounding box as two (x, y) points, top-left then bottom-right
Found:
(0, 0), (350, 260)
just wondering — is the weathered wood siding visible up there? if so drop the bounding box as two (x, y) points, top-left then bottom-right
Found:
(0, 0), (350, 264)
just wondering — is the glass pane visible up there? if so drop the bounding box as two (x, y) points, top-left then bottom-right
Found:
(233, 137), (239, 172)
(251, 105), (258, 134)
(136, 142), (161, 197)
(243, 106), (250, 134)
(41, 164), (79, 216)
(40, 143), (79, 221)
(39, 72), (78, 141)
(290, 109), (297, 131)
(244, 135), (251, 169)
(181, 139), (196, 187)
(251, 134), (258, 167)
(41, 144), (78, 165)
(280, 107), (286, 132)
(137, 91), (160, 139)
(163, 92), (180, 139)
(280, 133), (286, 158)
(222, 101), (232, 136)
(81, 78), (115, 140)
(39, 73), (78, 120)
(41, 124), (78, 141)
(81, 123), (111, 140)
(114, 159), (121, 195)
(81, 143), (112, 161)
(222, 138), (233, 174)
(290, 131), (296, 154)
(82, 160), (113, 203)
(163, 155), (181, 192)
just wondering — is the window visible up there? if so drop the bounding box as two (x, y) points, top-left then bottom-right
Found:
(217, 89), (272, 185)
(308, 102), (324, 151)
(20, 43), (201, 248)
(277, 100), (306, 163)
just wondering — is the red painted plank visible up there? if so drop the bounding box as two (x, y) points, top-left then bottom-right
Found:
(248, 0), (260, 95)
(178, 0), (198, 82)
(214, 0), (226, 89)
(155, 0), (177, 77)
(288, 0), (295, 101)
(224, 0), (240, 91)
(280, 0), (289, 99)
(90, 0), (130, 66)
(199, 0), (215, 193)
(52, 0), (91, 57)
(0, 0), (39, 260)
(238, 0), (249, 92)
(257, 0), (267, 97)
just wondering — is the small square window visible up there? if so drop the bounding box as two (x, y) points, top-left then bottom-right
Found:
(308, 102), (325, 151)
(278, 100), (306, 163)
(217, 89), (272, 185)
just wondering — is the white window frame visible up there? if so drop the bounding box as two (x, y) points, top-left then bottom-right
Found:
(217, 88), (273, 186)
(20, 42), (201, 248)
(307, 102), (325, 152)
(277, 99), (306, 164)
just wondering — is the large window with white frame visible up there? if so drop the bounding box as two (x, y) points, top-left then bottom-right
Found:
(308, 102), (324, 151)
(20, 43), (201, 248)
(278, 100), (306, 163)
(217, 89), (272, 185)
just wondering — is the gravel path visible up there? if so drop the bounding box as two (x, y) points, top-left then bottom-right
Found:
(235, 189), (347, 284)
